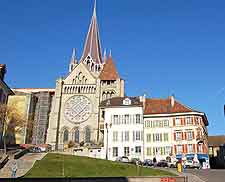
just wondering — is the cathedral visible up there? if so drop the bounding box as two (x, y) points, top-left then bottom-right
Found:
(46, 3), (124, 150)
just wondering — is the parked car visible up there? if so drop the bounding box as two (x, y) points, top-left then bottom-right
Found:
(30, 146), (42, 153)
(143, 159), (154, 167)
(183, 159), (201, 169)
(157, 160), (168, 167)
(130, 158), (142, 165)
(116, 156), (129, 163)
(167, 161), (176, 168)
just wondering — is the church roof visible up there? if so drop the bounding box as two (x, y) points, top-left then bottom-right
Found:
(80, 2), (102, 64)
(99, 56), (120, 80)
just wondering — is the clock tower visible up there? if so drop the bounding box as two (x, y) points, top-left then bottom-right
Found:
(46, 2), (124, 150)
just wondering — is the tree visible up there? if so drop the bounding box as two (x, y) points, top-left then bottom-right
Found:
(0, 103), (30, 154)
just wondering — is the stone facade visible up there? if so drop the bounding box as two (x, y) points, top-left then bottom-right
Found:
(46, 5), (124, 150)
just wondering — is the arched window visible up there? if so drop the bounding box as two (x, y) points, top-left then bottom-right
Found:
(85, 127), (91, 143)
(74, 129), (79, 143)
(63, 129), (69, 143)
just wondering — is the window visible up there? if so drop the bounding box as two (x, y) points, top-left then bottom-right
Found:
(85, 127), (91, 143)
(198, 144), (203, 153)
(135, 131), (141, 141)
(113, 131), (118, 142)
(125, 131), (129, 141)
(175, 132), (182, 141)
(164, 120), (169, 127)
(188, 144), (193, 153)
(186, 117), (192, 125)
(155, 133), (161, 142)
(74, 129), (79, 143)
(187, 131), (193, 140)
(136, 114), (141, 124)
(125, 115), (129, 124)
(63, 129), (69, 143)
(147, 147), (152, 156)
(164, 133), (169, 142)
(113, 147), (118, 157)
(113, 115), (119, 125)
(166, 146), (172, 155)
(124, 147), (129, 156)
(101, 111), (105, 119)
(175, 118), (181, 126)
(146, 134), (151, 142)
(177, 145), (183, 154)
(123, 98), (131, 105)
(135, 146), (141, 153)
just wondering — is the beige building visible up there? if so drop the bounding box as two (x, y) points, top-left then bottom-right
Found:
(46, 4), (124, 150)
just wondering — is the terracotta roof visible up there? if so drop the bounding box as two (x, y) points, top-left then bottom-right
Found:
(100, 97), (142, 107)
(99, 56), (120, 80)
(144, 97), (195, 115)
(208, 135), (225, 146)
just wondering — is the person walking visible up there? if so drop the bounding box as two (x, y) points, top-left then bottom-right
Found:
(11, 160), (17, 178)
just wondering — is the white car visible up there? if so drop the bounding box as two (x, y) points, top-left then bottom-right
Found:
(116, 156), (129, 163)
(185, 159), (200, 169)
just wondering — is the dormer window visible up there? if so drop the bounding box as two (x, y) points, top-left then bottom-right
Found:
(123, 98), (131, 105)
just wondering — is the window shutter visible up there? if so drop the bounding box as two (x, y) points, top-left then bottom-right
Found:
(133, 131), (135, 141)
(196, 144), (199, 153)
(192, 131), (195, 139)
(185, 144), (187, 153)
(173, 118), (175, 126)
(174, 133), (176, 141)
(183, 118), (186, 126)
(121, 132), (123, 142)
(182, 132), (184, 140)
(184, 132), (187, 140)
(193, 144), (196, 153)
(191, 117), (194, 125)
(174, 145), (177, 154)
(182, 145), (185, 153)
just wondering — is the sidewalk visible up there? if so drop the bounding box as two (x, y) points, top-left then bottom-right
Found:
(157, 167), (205, 182)
(0, 153), (47, 178)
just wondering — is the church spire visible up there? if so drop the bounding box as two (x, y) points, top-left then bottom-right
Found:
(81, 0), (102, 64)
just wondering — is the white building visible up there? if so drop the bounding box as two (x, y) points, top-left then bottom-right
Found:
(100, 97), (144, 161)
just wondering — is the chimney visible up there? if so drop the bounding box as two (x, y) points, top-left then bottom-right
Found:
(139, 94), (146, 108)
(170, 95), (175, 107)
(0, 64), (6, 80)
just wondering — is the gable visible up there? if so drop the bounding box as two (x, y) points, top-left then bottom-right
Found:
(64, 62), (97, 85)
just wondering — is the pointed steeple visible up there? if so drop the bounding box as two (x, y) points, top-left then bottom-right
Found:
(103, 49), (107, 63)
(71, 48), (77, 63)
(81, 0), (102, 64)
(69, 48), (78, 72)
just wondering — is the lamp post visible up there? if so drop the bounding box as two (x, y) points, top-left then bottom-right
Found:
(105, 123), (112, 160)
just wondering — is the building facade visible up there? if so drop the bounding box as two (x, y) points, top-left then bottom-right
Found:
(144, 96), (209, 162)
(101, 97), (144, 161)
(46, 4), (124, 150)
(0, 64), (14, 147)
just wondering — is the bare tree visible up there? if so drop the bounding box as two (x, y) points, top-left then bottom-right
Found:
(0, 103), (29, 154)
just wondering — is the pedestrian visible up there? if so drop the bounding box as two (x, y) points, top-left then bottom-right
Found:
(11, 160), (17, 178)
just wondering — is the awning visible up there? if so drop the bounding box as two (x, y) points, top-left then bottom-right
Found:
(186, 154), (195, 159)
(176, 154), (182, 159)
(197, 154), (209, 160)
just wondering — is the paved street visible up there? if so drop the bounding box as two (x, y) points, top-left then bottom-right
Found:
(185, 169), (225, 182)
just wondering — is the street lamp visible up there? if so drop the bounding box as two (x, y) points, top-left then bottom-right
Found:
(105, 122), (112, 160)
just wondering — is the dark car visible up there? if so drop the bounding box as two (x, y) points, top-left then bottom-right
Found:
(143, 159), (153, 167)
(157, 160), (168, 167)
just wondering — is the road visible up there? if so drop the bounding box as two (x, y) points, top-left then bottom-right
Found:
(185, 169), (225, 182)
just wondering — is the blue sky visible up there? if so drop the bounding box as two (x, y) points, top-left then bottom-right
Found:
(0, 0), (224, 135)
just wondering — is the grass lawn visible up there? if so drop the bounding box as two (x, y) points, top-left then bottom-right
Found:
(25, 153), (176, 177)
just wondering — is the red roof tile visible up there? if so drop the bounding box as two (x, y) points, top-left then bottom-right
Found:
(99, 56), (120, 80)
(144, 97), (195, 115)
